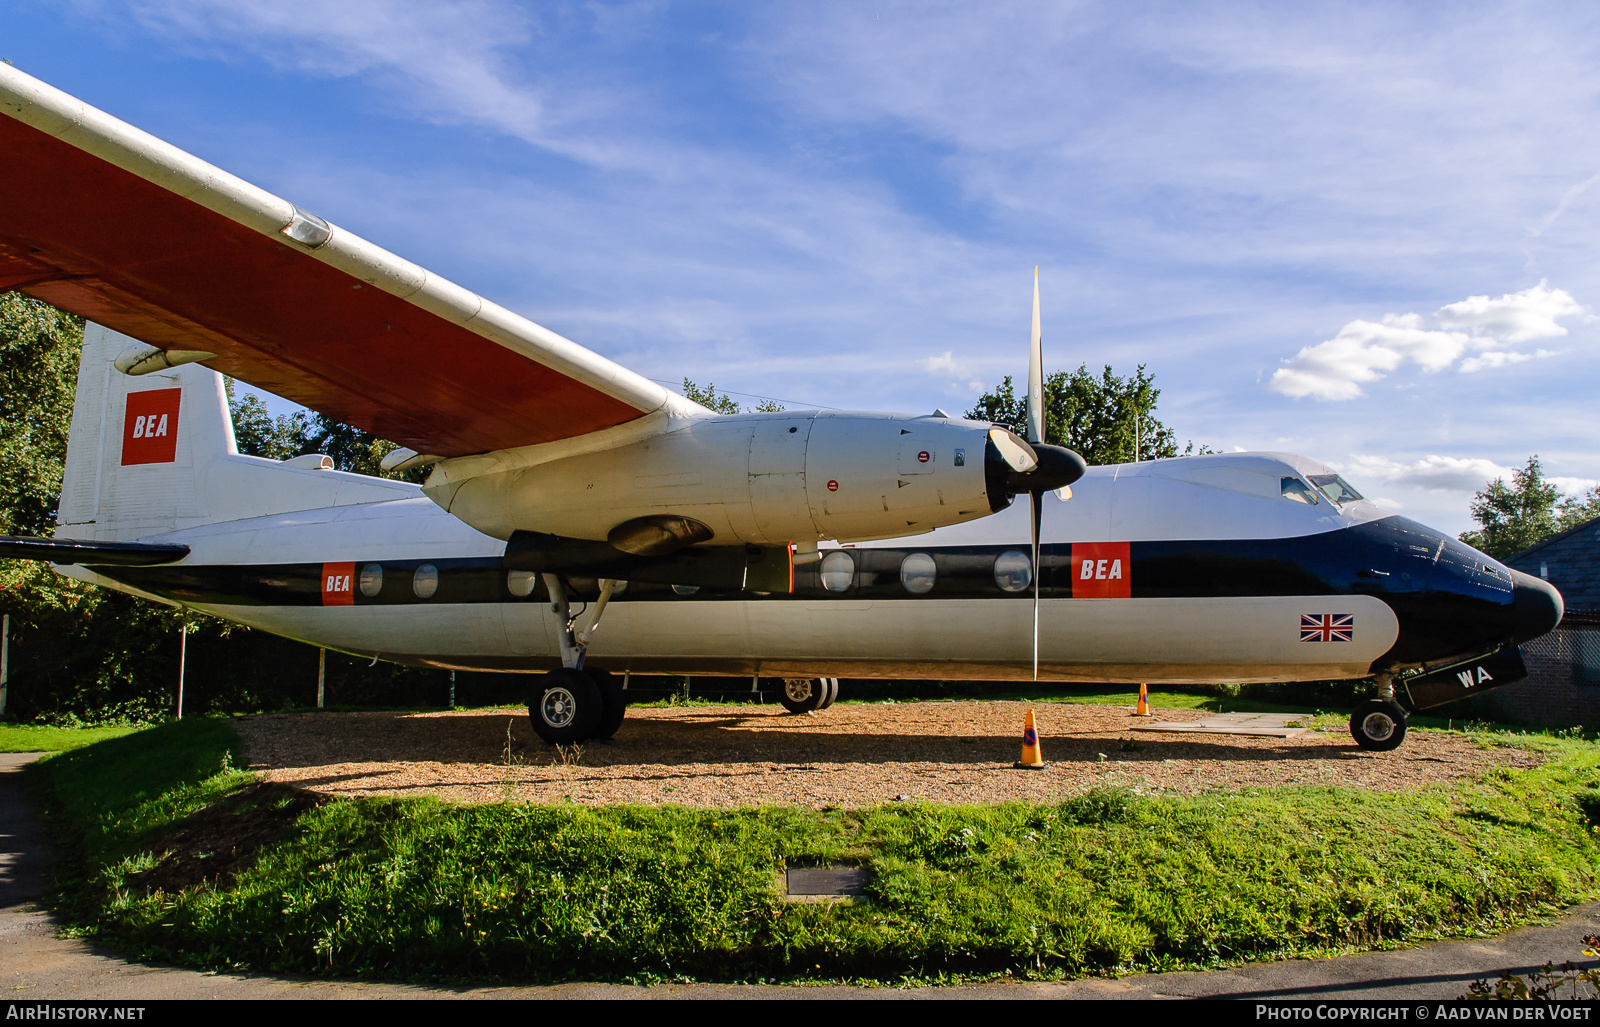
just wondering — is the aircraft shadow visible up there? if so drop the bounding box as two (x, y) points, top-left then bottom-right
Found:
(247, 709), (1385, 773)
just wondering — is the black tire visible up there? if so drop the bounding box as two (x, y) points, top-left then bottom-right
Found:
(818, 677), (839, 710)
(529, 667), (603, 744)
(1350, 698), (1408, 752)
(589, 667), (626, 741)
(778, 677), (826, 715)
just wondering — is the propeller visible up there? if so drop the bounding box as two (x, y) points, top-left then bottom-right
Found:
(978, 271), (1085, 678)
(1027, 268), (1045, 681)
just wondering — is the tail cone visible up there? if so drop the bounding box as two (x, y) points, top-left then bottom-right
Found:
(1012, 707), (1048, 769)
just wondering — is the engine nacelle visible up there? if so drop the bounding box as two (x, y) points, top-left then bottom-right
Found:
(426, 411), (1021, 546)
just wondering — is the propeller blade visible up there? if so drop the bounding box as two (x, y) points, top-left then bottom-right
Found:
(1031, 487), (1042, 681)
(1027, 267), (1043, 445)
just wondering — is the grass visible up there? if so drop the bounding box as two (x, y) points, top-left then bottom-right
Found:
(0, 721), (146, 753)
(28, 716), (1600, 984)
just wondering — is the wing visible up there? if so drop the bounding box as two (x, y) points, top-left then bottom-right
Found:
(0, 64), (681, 459)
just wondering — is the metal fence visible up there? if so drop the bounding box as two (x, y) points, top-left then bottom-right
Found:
(1524, 625), (1600, 685)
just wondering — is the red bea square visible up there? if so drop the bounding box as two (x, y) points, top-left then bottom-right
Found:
(1071, 541), (1132, 598)
(322, 562), (355, 606)
(120, 388), (182, 465)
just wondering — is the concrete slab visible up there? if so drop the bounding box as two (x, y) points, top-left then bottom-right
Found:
(1132, 713), (1316, 738)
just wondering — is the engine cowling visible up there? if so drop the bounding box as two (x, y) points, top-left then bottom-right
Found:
(425, 410), (1082, 546)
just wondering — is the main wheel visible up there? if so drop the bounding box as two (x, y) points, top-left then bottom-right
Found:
(530, 667), (603, 744)
(818, 677), (839, 710)
(778, 677), (826, 715)
(589, 667), (626, 741)
(1350, 699), (1408, 752)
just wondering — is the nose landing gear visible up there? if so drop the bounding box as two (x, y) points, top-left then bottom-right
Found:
(1350, 672), (1408, 752)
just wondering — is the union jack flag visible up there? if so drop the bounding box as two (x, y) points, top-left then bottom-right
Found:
(1301, 613), (1353, 642)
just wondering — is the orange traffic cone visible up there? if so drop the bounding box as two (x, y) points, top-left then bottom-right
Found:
(1012, 708), (1048, 769)
(1133, 683), (1151, 717)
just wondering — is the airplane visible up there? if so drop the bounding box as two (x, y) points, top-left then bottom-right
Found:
(0, 65), (1564, 754)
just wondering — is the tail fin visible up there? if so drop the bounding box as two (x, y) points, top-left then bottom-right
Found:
(58, 323), (236, 541)
(58, 322), (413, 541)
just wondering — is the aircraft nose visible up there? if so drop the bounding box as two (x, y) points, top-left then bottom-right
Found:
(1509, 569), (1564, 644)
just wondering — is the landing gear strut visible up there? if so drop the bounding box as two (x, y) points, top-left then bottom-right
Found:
(527, 574), (627, 745)
(1350, 672), (1407, 752)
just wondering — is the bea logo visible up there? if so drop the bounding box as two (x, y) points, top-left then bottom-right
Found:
(1071, 541), (1132, 599)
(322, 562), (356, 606)
(120, 388), (181, 465)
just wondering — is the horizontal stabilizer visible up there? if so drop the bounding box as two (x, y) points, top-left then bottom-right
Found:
(0, 535), (190, 566)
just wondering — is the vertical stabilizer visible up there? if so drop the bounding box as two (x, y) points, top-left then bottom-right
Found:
(58, 322), (237, 541)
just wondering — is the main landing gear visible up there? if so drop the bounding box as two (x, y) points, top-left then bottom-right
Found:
(528, 575), (626, 745)
(779, 677), (839, 715)
(1350, 672), (1408, 752)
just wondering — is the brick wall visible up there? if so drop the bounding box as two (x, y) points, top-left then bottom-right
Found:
(1479, 624), (1600, 729)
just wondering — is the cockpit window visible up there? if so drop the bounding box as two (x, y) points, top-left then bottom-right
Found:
(1308, 474), (1364, 506)
(1281, 477), (1320, 505)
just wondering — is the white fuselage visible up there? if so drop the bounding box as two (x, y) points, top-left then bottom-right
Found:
(62, 451), (1444, 685)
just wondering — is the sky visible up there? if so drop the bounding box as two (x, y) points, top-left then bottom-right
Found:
(5, 0), (1598, 534)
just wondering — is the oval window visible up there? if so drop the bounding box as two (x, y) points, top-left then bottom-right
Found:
(358, 563), (383, 598)
(820, 550), (855, 592)
(412, 563), (439, 599)
(900, 552), (936, 594)
(993, 549), (1032, 592)
(507, 569), (537, 597)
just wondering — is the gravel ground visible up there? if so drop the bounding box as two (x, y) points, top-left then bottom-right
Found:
(234, 700), (1543, 808)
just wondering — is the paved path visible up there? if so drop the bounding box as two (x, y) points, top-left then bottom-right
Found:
(4, 751), (1596, 1000)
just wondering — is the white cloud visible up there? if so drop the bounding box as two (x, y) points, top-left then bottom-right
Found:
(1270, 283), (1585, 400)
(923, 351), (964, 375)
(1341, 454), (1514, 493)
(1267, 315), (1468, 400)
(1434, 282), (1582, 344)
(1550, 476), (1600, 496)
(1458, 349), (1553, 373)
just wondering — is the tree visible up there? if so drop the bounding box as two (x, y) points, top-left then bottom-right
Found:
(1459, 456), (1569, 560)
(0, 293), (81, 535)
(1558, 485), (1600, 532)
(681, 378), (784, 414)
(225, 383), (428, 483)
(965, 363), (1207, 466)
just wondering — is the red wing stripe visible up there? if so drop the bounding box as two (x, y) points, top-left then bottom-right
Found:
(0, 64), (672, 457)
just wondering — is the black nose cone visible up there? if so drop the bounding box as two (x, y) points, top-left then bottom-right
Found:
(1509, 569), (1564, 644)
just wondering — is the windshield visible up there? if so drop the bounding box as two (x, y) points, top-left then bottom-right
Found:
(1308, 473), (1364, 506)
(1280, 477), (1320, 505)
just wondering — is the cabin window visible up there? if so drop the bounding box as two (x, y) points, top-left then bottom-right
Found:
(993, 549), (1032, 592)
(507, 569), (537, 597)
(899, 553), (937, 594)
(412, 563), (439, 599)
(358, 563), (383, 598)
(820, 551), (855, 592)
(1308, 473), (1364, 506)
(1280, 477), (1320, 505)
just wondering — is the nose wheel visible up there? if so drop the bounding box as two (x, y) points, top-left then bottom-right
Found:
(1349, 698), (1408, 751)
